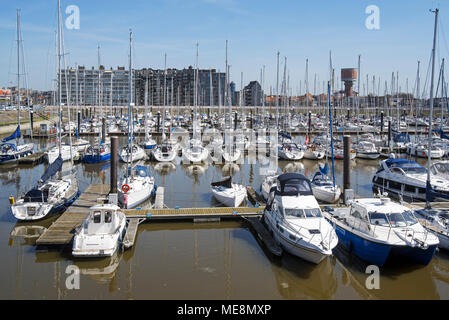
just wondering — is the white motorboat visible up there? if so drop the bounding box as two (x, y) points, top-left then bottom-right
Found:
(372, 157), (449, 202)
(260, 171), (278, 201)
(414, 208), (449, 250)
(118, 165), (155, 209)
(355, 140), (380, 159)
(72, 203), (127, 257)
(211, 176), (247, 207)
(431, 161), (449, 180)
(264, 173), (338, 264)
(323, 197), (439, 266)
(407, 142), (445, 159)
(119, 144), (146, 163)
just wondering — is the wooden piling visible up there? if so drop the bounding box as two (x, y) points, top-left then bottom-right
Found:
(110, 136), (118, 194)
(343, 135), (351, 192)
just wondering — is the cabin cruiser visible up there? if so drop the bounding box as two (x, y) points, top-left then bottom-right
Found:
(355, 140), (380, 160)
(83, 143), (111, 163)
(323, 197), (439, 266)
(264, 173), (338, 264)
(431, 161), (449, 180)
(372, 158), (449, 202)
(414, 208), (449, 250)
(211, 176), (247, 207)
(310, 165), (341, 203)
(406, 142), (445, 159)
(118, 165), (155, 209)
(10, 156), (79, 221)
(72, 204), (127, 257)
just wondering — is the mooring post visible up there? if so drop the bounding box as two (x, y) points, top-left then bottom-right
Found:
(308, 111), (312, 133)
(380, 111), (384, 135)
(388, 119), (391, 148)
(102, 117), (106, 142)
(77, 111), (81, 136)
(347, 108), (350, 120)
(110, 136), (118, 194)
(234, 111), (238, 131)
(157, 111), (161, 133)
(343, 135), (351, 196)
(30, 110), (34, 139)
(250, 111), (253, 129)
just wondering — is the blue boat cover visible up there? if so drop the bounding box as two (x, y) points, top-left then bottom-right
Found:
(2, 125), (21, 142)
(319, 163), (329, 175)
(393, 132), (410, 143)
(40, 155), (63, 182)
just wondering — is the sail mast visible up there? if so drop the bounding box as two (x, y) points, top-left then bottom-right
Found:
(57, 0), (62, 157)
(16, 8), (21, 146)
(426, 8), (439, 208)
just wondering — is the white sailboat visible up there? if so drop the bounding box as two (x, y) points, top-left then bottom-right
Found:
(0, 9), (33, 164)
(117, 30), (154, 209)
(72, 204), (127, 257)
(182, 43), (209, 163)
(211, 176), (247, 207)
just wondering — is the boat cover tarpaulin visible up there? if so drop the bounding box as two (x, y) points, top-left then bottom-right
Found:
(40, 155), (62, 182)
(23, 188), (48, 203)
(211, 176), (232, 188)
(2, 125), (20, 142)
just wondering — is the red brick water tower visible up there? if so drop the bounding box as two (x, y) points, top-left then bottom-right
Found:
(341, 68), (357, 97)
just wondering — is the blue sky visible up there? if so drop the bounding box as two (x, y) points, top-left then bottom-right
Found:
(1, 0), (449, 96)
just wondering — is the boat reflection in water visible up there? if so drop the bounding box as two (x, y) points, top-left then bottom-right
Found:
(73, 252), (122, 285)
(153, 162), (176, 175)
(271, 254), (338, 299)
(332, 243), (440, 299)
(221, 163), (240, 176)
(278, 161), (304, 173)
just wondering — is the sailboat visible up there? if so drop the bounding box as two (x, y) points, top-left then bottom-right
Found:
(0, 9), (33, 164)
(211, 176), (247, 207)
(10, 155), (79, 220)
(117, 30), (155, 209)
(311, 82), (340, 204)
(182, 43), (209, 164)
(11, 1), (80, 220)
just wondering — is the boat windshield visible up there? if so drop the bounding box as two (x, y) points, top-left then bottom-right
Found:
(401, 211), (418, 226)
(284, 208), (322, 218)
(369, 211), (418, 227)
(393, 163), (427, 174)
(368, 212), (389, 226)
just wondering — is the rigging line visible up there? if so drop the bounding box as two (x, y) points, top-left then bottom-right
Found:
(421, 50), (433, 98)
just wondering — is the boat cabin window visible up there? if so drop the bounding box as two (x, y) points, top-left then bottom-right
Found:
(368, 212), (389, 226)
(93, 211), (101, 223)
(104, 211), (112, 223)
(281, 179), (311, 194)
(284, 208), (322, 218)
(402, 211), (418, 226)
(388, 213), (408, 227)
(350, 209), (363, 220)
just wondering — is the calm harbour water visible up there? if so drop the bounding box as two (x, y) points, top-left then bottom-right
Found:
(1, 136), (449, 300)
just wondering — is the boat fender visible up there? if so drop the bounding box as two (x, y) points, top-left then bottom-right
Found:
(9, 195), (15, 205)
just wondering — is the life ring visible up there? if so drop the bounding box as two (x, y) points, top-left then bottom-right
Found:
(122, 184), (130, 193)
